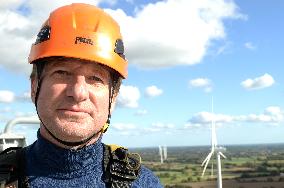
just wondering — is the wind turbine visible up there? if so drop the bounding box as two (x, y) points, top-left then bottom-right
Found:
(163, 145), (167, 160)
(201, 97), (226, 188)
(159, 145), (164, 164)
(159, 145), (167, 163)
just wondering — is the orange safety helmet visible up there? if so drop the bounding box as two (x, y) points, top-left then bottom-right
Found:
(29, 3), (127, 78)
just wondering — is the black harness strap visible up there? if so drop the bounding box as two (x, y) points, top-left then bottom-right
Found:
(0, 144), (140, 188)
(0, 147), (28, 188)
(103, 144), (141, 188)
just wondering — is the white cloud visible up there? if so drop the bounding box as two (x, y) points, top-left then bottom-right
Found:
(241, 73), (275, 90)
(183, 122), (204, 131)
(236, 106), (283, 124)
(0, 8), (33, 74)
(244, 42), (256, 50)
(143, 127), (160, 133)
(135, 109), (148, 116)
(14, 111), (36, 117)
(111, 123), (136, 131)
(184, 122), (202, 129)
(124, 0), (134, 4)
(145, 85), (163, 97)
(117, 85), (140, 108)
(141, 122), (175, 134)
(189, 111), (233, 124)
(237, 114), (266, 123)
(265, 106), (282, 115)
(0, 90), (15, 103)
(189, 78), (211, 87)
(0, 1), (23, 10)
(0, 115), (10, 122)
(187, 106), (284, 127)
(0, 106), (12, 113)
(109, 123), (137, 136)
(189, 78), (212, 92)
(105, 0), (245, 68)
(0, 90), (32, 103)
(109, 122), (175, 136)
(16, 91), (31, 102)
(152, 122), (175, 129)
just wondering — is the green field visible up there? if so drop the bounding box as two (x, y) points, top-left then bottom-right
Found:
(130, 143), (284, 187)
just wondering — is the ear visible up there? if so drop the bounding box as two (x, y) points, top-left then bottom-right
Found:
(31, 78), (38, 104)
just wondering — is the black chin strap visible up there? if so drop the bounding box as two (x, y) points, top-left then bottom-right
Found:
(38, 114), (102, 147)
(34, 63), (114, 147)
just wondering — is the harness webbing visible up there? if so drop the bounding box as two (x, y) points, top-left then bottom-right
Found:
(0, 147), (28, 188)
(0, 144), (141, 188)
(103, 144), (141, 188)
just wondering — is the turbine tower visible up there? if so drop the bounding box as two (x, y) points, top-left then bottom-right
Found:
(159, 145), (167, 163)
(163, 145), (167, 160)
(201, 97), (226, 188)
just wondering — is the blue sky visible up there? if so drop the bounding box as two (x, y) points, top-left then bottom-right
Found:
(0, 0), (283, 148)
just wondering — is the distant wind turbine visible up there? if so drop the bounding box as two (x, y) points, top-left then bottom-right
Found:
(159, 145), (167, 163)
(159, 145), (164, 164)
(163, 145), (167, 160)
(201, 97), (226, 188)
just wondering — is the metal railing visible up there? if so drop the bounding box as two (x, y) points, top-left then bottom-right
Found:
(3, 116), (40, 133)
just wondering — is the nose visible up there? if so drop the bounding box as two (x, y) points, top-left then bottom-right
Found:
(66, 75), (89, 102)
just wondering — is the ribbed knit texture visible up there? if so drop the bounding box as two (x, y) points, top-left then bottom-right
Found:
(25, 132), (163, 188)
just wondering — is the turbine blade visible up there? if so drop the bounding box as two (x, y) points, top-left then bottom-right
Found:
(219, 152), (226, 159)
(201, 155), (209, 167)
(201, 152), (213, 177)
(201, 151), (214, 166)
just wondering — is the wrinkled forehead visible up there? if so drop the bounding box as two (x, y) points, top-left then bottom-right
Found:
(44, 57), (111, 75)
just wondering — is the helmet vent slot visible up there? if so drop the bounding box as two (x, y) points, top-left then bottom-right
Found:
(35, 25), (51, 45)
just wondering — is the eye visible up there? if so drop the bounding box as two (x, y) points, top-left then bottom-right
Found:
(50, 70), (71, 80)
(54, 70), (70, 75)
(88, 76), (104, 83)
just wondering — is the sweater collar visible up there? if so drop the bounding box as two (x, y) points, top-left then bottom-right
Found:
(31, 130), (104, 178)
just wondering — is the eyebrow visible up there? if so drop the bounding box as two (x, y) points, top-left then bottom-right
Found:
(46, 60), (111, 77)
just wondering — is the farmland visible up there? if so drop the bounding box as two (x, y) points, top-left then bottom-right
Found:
(130, 143), (284, 188)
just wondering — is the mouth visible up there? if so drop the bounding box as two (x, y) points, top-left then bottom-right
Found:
(57, 108), (90, 115)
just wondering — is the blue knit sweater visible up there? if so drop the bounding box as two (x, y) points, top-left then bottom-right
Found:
(25, 133), (163, 188)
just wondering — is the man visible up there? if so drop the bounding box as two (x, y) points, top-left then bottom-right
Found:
(0, 3), (163, 188)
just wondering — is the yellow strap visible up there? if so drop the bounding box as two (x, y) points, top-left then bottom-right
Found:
(101, 123), (109, 133)
(106, 144), (127, 153)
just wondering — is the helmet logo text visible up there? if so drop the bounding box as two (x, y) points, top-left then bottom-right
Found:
(75, 37), (94, 45)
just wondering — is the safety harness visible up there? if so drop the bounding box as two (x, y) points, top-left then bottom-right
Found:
(0, 144), (141, 188)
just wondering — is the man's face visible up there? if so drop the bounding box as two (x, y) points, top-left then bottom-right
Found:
(31, 59), (114, 144)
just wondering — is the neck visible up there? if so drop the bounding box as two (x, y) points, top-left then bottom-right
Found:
(26, 131), (104, 179)
(39, 126), (102, 150)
